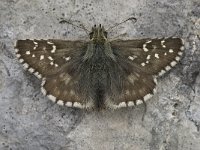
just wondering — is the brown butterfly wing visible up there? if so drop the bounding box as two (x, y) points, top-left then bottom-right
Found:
(111, 38), (184, 76)
(105, 38), (184, 108)
(104, 62), (157, 108)
(15, 39), (94, 109)
(15, 39), (86, 78)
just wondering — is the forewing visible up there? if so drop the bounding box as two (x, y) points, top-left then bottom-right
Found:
(111, 38), (184, 76)
(15, 39), (94, 109)
(15, 39), (86, 78)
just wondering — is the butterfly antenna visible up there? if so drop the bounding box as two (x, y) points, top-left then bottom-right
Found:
(106, 17), (137, 32)
(59, 18), (90, 35)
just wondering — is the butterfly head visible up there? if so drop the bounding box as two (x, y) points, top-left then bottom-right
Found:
(89, 24), (108, 43)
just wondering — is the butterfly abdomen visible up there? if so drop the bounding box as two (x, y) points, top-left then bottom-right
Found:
(77, 43), (122, 109)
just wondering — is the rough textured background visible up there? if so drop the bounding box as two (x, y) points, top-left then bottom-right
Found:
(0, 0), (200, 150)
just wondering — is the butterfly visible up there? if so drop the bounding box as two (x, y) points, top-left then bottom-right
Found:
(15, 24), (184, 110)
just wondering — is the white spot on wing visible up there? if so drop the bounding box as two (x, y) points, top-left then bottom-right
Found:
(141, 62), (146, 66)
(15, 48), (19, 53)
(22, 63), (29, 69)
(144, 93), (153, 101)
(33, 41), (38, 45)
(33, 45), (38, 50)
(117, 102), (126, 108)
(143, 44), (149, 52)
(128, 56), (133, 60)
(175, 56), (180, 61)
(146, 40), (152, 43)
(170, 61), (177, 67)
(19, 59), (24, 63)
(28, 68), (35, 73)
(136, 100), (143, 105)
(41, 79), (46, 86)
(161, 40), (166, 48)
(165, 66), (171, 71)
(57, 100), (64, 106)
(169, 49), (174, 53)
(51, 45), (56, 53)
(64, 57), (71, 61)
(16, 54), (21, 58)
(41, 87), (47, 95)
(26, 51), (30, 55)
(47, 95), (56, 102)
(34, 72), (42, 79)
(73, 102), (83, 108)
(178, 51), (183, 56)
(146, 55), (151, 60)
(180, 46), (184, 51)
(155, 53), (159, 58)
(48, 56), (53, 61)
(40, 55), (44, 60)
(128, 56), (136, 60)
(66, 102), (72, 107)
(158, 70), (166, 76)
(47, 41), (54, 45)
(127, 101), (134, 107)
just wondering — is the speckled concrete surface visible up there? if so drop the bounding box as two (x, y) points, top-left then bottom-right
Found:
(0, 0), (200, 150)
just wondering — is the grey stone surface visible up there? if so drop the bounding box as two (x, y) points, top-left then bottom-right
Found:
(0, 0), (200, 149)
